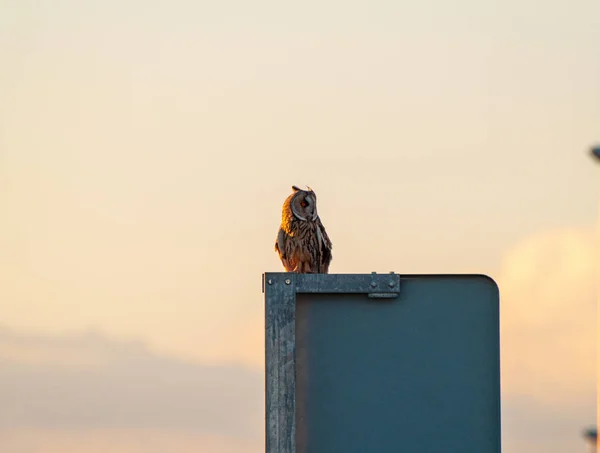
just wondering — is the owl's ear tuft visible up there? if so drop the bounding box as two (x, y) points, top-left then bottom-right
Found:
(292, 185), (301, 192)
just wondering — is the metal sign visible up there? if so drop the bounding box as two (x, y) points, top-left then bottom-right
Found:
(263, 272), (501, 453)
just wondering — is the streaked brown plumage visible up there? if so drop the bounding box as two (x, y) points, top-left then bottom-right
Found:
(275, 185), (332, 273)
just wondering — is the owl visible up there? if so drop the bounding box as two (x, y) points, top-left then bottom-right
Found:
(275, 185), (333, 274)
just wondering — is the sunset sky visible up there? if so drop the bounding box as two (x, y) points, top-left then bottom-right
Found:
(1, 0), (598, 451)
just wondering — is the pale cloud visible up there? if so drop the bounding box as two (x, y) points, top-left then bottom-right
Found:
(494, 228), (596, 452)
(496, 228), (596, 407)
(0, 428), (260, 453)
(0, 327), (263, 452)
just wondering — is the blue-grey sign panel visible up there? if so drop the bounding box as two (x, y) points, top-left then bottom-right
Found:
(294, 275), (500, 453)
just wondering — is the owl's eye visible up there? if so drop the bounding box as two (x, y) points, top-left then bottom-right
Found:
(300, 201), (308, 207)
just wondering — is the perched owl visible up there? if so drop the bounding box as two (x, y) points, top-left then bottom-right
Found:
(275, 185), (333, 274)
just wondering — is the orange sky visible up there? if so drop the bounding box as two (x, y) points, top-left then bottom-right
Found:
(1, 0), (598, 451)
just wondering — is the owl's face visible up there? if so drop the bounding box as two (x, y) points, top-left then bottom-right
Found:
(290, 185), (318, 221)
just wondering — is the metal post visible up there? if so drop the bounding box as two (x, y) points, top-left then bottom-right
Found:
(264, 273), (297, 453)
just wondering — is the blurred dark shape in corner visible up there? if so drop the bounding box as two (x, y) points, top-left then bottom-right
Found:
(583, 426), (597, 449)
(590, 144), (600, 161)
(584, 145), (599, 450)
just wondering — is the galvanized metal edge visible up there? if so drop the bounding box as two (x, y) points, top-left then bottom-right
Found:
(264, 273), (297, 453)
(263, 272), (400, 296)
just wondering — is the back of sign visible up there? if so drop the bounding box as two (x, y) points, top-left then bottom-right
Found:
(294, 274), (500, 453)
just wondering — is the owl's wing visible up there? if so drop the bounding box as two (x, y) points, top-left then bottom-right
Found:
(316, 222), (332, 273)
(275, 228), (287, 256)
(317, 222), (332, 249)
(275, 228), (296, 272)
